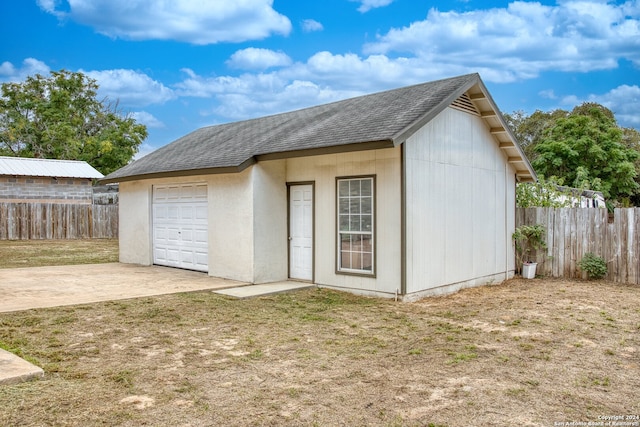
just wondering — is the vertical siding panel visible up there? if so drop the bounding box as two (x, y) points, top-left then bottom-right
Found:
(404, 107), (511, 294)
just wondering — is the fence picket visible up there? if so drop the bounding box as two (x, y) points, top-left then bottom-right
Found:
(517, 207), (640, 285)
(0, 203), (118, 240)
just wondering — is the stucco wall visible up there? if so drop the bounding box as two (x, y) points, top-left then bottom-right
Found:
(252, 161), (288, 283)
(404, 107), (516, 297)
(119, 180), (152, 265)
(207, 170), (255, 282)
(118, 169), (286, 284)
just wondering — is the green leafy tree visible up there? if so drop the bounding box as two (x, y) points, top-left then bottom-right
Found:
(531, 103), (638, 204)
(0, 70), (147, 175)
(504, 109), (568, 162)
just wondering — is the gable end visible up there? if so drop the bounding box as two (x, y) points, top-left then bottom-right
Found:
(450, 93), (480, 116)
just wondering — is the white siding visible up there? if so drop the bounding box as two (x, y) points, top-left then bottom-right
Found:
(404, 107), (515, 297)
(285, 147), (402, 297)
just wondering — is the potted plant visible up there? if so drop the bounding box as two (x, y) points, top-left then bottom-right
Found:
(512, 224), (547, 279)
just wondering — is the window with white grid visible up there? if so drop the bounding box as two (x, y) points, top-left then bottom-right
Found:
(337, 176), (374, 274)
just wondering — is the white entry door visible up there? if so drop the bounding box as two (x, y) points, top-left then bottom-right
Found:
(289, 184), (313, 281)
(153, 183), (208, 272)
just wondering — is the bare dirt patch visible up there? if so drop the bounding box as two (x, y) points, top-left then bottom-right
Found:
(1, 277), (638, 426)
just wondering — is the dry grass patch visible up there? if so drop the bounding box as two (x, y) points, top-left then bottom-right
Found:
(1, 278), (638, 426)
(0, 239), (118, 268)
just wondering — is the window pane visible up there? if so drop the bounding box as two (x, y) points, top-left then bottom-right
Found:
(362, 252), (372, 271)
(339, 181), (350, 197)
(350, 215), (361, 231)
(339, 215), (350, 231)
(341, 251), (352, 270)
(361, 214), (372, 232)
(339, 198), (349, 214)
(361, 197), (372, 214)
(351, 234), (362, 251)
(362, 235), (372, 251)
(341, 232), (351, 245)
(349, 198), (360, 214)
(361, 179), (372, 196)
(349, 180), (360, 196)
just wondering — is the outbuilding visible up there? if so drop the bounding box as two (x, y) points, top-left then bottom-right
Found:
(103, 73), (535, 300)
(0, 156), (103, 204)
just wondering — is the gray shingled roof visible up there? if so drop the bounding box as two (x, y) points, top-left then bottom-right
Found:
(103, 73), (532, 183)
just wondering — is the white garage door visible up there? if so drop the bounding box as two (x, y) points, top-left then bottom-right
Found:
(153, 183), (208, 272)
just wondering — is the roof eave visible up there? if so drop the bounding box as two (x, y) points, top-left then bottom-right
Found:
(100, 140), (396, 184)
(100, 158), (257, 184)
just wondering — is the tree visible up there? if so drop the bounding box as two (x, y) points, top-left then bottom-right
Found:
(0, 70), (147, 175)
(504, 109), (568, 162)
(530, 103), (638, 205)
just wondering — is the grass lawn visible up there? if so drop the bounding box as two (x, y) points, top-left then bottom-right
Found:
(0, 240), (638, 426)
(0, 239), (118, 268)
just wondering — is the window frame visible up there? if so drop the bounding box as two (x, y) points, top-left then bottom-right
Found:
(335, 175), (376, 276)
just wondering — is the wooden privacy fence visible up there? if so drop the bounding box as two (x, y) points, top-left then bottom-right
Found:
(516, 207), (640, 284)
(0, 203), (118, 239)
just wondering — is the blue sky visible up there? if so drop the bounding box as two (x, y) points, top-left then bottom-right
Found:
(2, 0), (639, 158)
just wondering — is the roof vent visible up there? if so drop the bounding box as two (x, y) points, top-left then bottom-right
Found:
(451, 93), (480, 116)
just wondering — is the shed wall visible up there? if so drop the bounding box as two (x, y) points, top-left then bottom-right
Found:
(404, 107), (516, 297)
(0, 176), (93, 204)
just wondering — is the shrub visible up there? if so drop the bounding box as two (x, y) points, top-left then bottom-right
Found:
(513, 224), (547, 272)
(578, 253), (607, 279)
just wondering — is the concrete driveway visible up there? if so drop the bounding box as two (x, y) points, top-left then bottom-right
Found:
(0, 263), (246, 313)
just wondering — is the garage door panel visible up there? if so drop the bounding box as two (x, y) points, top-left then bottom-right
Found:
(153, 183), (208, 272)
(195, 205), (207, 220)
(194, 229), (208, 244)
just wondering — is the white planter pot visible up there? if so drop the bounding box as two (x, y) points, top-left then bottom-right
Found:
(522, 262), (537, 279)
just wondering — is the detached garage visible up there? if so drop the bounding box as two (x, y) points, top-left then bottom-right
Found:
(103, 73), (536, 300)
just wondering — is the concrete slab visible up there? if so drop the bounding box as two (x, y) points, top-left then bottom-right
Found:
(0, 263), (246, 313)
(213, 281), (316, 298)
(0, 348), (44, 386)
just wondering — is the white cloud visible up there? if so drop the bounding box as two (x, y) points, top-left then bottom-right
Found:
(174, 68), (363, 120)
(363, 0), (640, 80)
(351, 0), (395, 13)
(0, 58), (50, 83)
(134, 142), (157, 160)
(539, 90), (557, 100)
(563, 85), (640, 129)
(301, 19), (323, 32)
(38, 0), (292, 44)
(130, 111), (165, 129)
(226, 48), (292, 70)
(82, 69), (175, 107)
